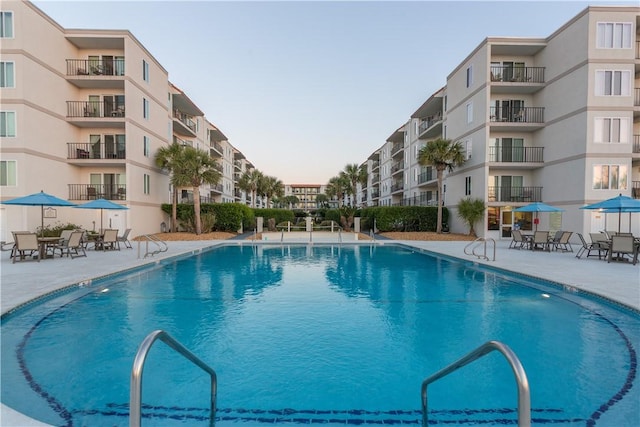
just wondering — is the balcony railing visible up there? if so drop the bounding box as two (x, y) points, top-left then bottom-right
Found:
(173, 109), (197, 133)
(66, 59), (125, 76)
(371, 160), (380, 170)
(69, 184), (126, 201)
(391, 161), (404, 174)
(418, 114), (442, 134)
(371, 190), (380, 199)
(636, 41), (640, 59)
(210, 141), (223, 154)
(398, 194), (438, 207)
(634, 135), (640, 154)
(391, 142), (403, 155)
(391, 181), (404, 193)
(490, 66), (545, 83)
(174, 136), (193, 147)
(418, 170), (434, 184)
(488, 186), (542, 202)
(488, 147), (543, 163)
(635, 88), (640, 107)
(212, 162), (223, 172)
(67, 142), (126, 159)
(234, 190), (242, 199)
(371, 173), (380, 184)
(489, 107), (544, 123)
(67, 101), (125, 118)
(632, 182), (640, 199)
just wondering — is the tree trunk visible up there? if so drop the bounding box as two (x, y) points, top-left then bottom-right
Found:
(171, 187), (178, 233)
(436, 168), (445, 234)
(193, 186), (202, 235)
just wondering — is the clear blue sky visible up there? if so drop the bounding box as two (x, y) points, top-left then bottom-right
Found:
(34, 0), (635, 184)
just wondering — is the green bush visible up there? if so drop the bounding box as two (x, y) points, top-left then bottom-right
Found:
(360, 206), (448, 232)
(253, 208), (295, 227)
(38, 222), (83, 237)
(162, 202), (254, 233)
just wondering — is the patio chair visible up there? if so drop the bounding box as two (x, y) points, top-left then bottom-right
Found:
(531, 231), (550, 251)
(12, 233), (40, 263)
(552, 231), (573, 252)
(59, 229), (74, 245)
(548, 230), (563, 250)
(117, 228), (132, 249)
(509, 229), (526, 249)
(53, 231), (86, 259)
(607, 235), (638, 265)
(575, 233), (606, 259)
(101, 229), (120, 251)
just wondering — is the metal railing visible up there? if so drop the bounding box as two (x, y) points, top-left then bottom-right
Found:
(421, 340), (530, 427)
(464, 237), (496, 261)
(418, 170), (434, 184)
(68, 184), (126, 201)
(635, 88), (640, 107)
(418, 115), (442, 134)
(633, 135), (640, 154)
(488, 186), (542, 202)
(489, 107), (544, 124)
(67, 101), (125, 118)
(173, 109), (197, 133)
(136, 234), (168, 258)
(130, 330), (216, 427)
(66, 58), (125, 76)
(67, 142), (126, 160)
(490, 65), (545, 84)
(488, 147), (544, 163)
(632, 181), (640, 199)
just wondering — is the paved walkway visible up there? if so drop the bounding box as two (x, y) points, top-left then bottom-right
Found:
(1, 236), (638, 425)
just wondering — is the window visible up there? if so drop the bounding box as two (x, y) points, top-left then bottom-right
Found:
(143, 98), (149, 119)
(466, 102), (473, 124)
(597, 22), (632, 49)
(143, 174), (151, 194)
(142, 60), (149, 82)
(466, 65), (473, 88)
(0, 111), (16, 136)
(463, 139), (472, 160)
(595, 70), (631, 96)
(593, 164), (627, 190)
(143, 136), (150, 157)
(594, 117), (629, 143)
(0, 160), (16, 186)
(0, 61), (14, 87)
(465, 176), (471, 196)
(0, 11), (13, 38)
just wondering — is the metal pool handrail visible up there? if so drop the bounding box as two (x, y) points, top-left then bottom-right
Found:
(421, 340), (530, 427)
(463, 237), (496, 261)
(130, 330), (217, 427)
(136, 234), (168, 258)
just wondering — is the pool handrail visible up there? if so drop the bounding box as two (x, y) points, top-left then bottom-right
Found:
(421, 340), (530, 427)
(130, 330), (217, 427)
(136, 234), (168, 258)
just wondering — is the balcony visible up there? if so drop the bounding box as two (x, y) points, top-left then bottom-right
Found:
(371, 173), (379, 184)
(488, 147), (544, 167)
(633, 135), (640, 154)
(418, 114), (443, 139)
(632, 182), (640, 199)
(418, 170), (435, 185)
(234, 190), (242, 199)
(488, 186), (542, 203)
(371, 190), (380, 199)
(212, 162), (223, 173)
(210, 141), (223, 157)
(66, 59), (125, 89)
(66, 101), (125, 128)
(635, 88), (640, 107)
(173, 136), (192, 147)
(371, 160), (380, 170)
(490, 66), (545, 94)
(67, 142), (125, 164)
(391, 142), (404, 157)
(489, 107), (544, 132)
(391, 160), (404, 175)
(68, 184), (126, 201)
(173, 109), (197, 137)
(391, 181), (404, 193)
(210, 184), (224, 194)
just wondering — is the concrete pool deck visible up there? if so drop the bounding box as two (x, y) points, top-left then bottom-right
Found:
(1, 237), (638, 426)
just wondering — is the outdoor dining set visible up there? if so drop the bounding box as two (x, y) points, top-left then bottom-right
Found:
(8, 228), (133, 263)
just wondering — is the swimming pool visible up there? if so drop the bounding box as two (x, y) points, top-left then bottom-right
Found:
(1, 244), (638, 426)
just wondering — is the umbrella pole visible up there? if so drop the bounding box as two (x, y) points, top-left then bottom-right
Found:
(41, 205), (45, 237)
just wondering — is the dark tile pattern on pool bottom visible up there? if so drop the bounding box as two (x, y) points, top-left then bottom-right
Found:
(68, 404), (584, 425)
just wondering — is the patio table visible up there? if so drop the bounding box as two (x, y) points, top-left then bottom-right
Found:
(37, 236), (61, 259)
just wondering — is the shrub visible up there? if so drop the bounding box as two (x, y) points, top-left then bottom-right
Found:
(360, 206), (448, 232)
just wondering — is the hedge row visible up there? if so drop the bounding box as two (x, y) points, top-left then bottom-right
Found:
(161, 203), (255, 233)
(359, 206), (448, 232)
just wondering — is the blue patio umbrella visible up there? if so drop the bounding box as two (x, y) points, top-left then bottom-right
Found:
(514, 202), (564, 231)
(74, 198), (128, 232)
(581, 194), (640, 233)
(1, 190), (77, 236)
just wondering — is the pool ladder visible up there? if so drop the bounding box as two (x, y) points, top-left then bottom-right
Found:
(137, 234), (168, 258)
(421, 340), (530, 427)
(130, 330), (217, 427)
(464, 237), (496, 261)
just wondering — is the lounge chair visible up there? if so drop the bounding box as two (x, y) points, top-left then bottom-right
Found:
(101, 229), (120, 251)
(12, 233), (40, 263)
(117, 228), (132, 249)
(576, 233), (606, 259)
(531, 231), (550, 251)
(552, 231), (573, 252)
(53, 231), (87, 259)
(509, 229), (526, 249)
(607, 235), (638, 265)
(548, 231), (563, 249)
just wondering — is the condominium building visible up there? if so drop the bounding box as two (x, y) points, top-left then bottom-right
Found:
(362, 5), (640, 239)
(284, 184), (327, 210)
(0, 1), (252, 239)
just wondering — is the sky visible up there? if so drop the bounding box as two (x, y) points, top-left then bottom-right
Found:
(34, 0), (636, 184)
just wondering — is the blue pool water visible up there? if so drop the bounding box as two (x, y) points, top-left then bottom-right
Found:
(1, 244), (639, 426)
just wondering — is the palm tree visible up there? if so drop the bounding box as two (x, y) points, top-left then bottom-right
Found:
(326, 175), (350, 208)
(284, 195), (300, 209)
(177, 146), (222, 235)
(340, 163), (368, 207)
(237, 169), (264, 208)
(457, 198), (485, 237)
(155, 142), (187, 233)
(262, 176), (284, 208)
(418, 138), (466, 233)
(316, 194), (329, 209)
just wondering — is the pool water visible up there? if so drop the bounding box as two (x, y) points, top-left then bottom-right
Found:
(1, 244), (639, 426)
